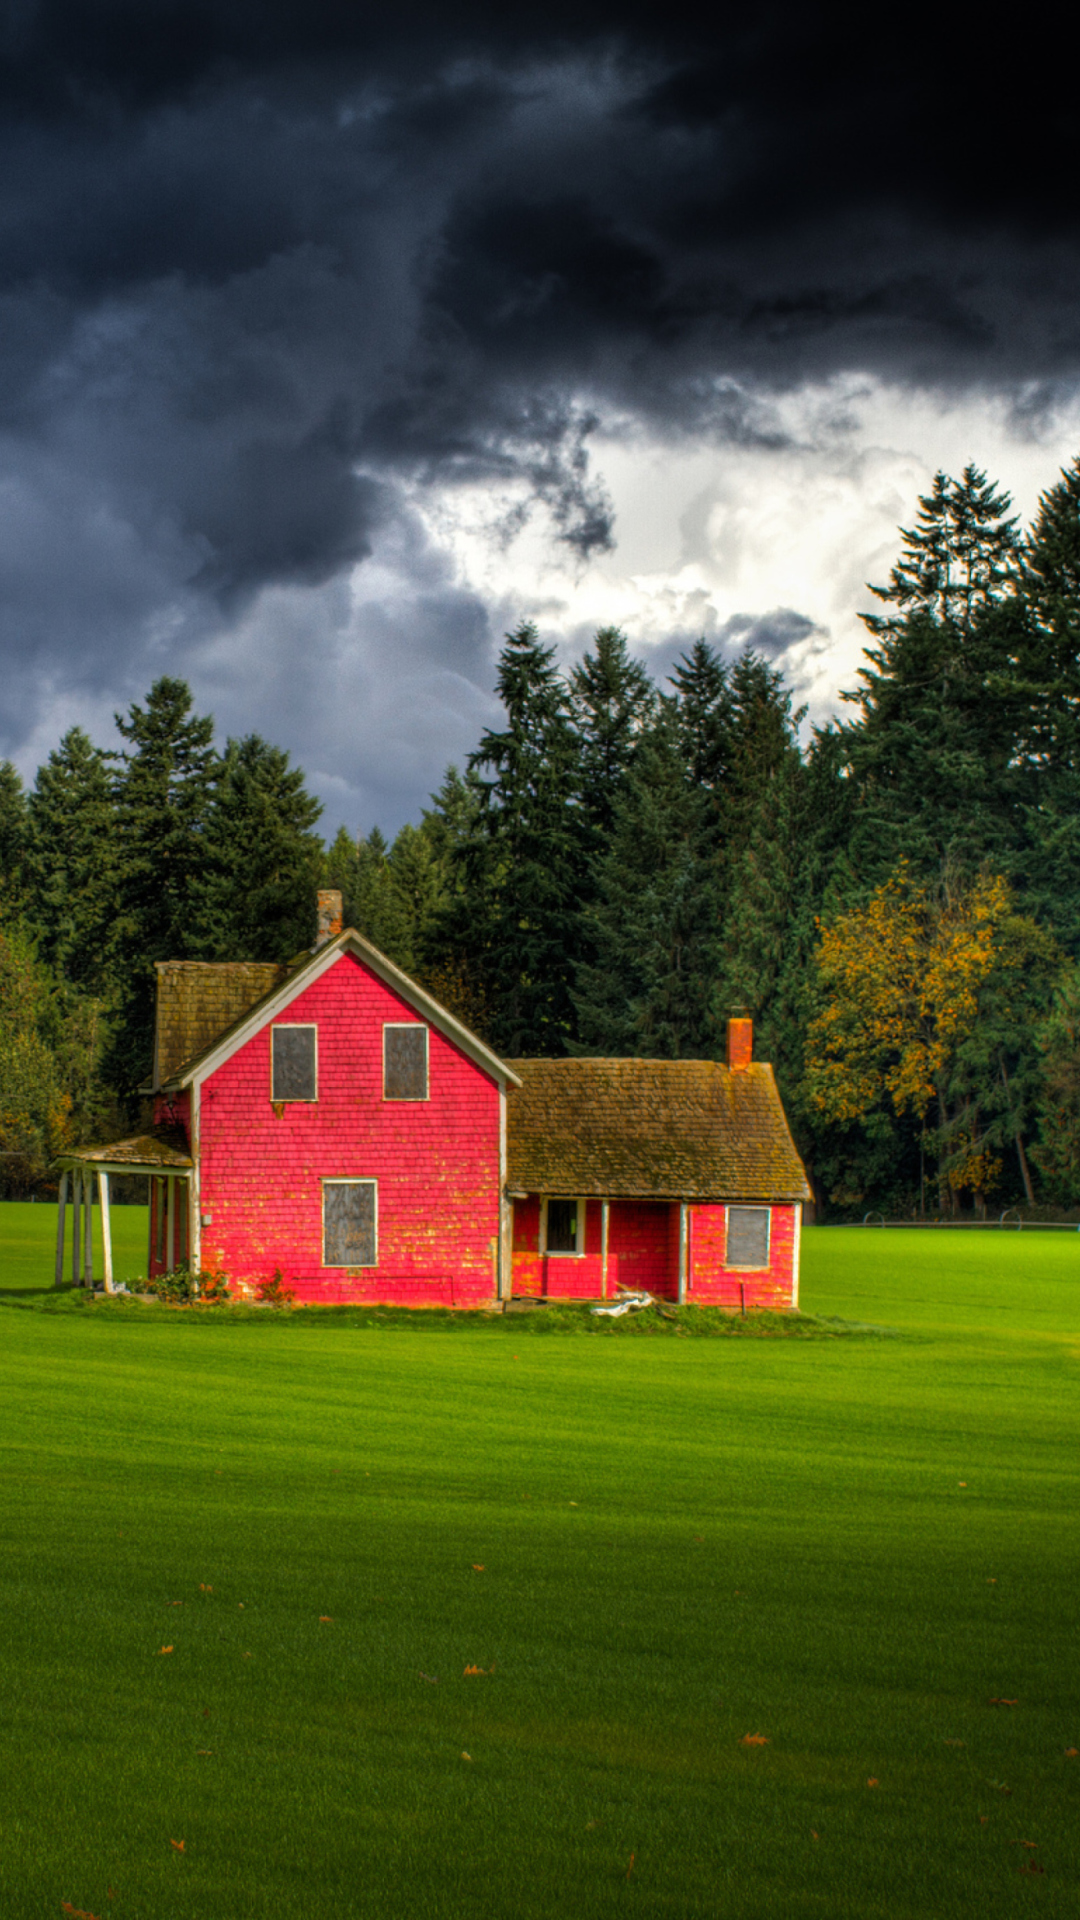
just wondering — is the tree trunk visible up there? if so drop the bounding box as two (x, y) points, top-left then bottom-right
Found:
(1015, 1131), (1036, 1207)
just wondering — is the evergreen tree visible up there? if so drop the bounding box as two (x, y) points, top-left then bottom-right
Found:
(668, 639), (733, 790)
(108, 678), (218, 1095)
(0, 760), (26, 902)
(1011, 458), (1080, 950)
(573, 710), (720, 1057)
(450, 622), (581, 1055)
(568, 627), (655, 844)
(840, 466), (1025, 882)
(23, 728), (120, 998)
(187, 735), (322, 962)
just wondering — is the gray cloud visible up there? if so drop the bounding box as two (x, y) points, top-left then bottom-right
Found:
(0, 4), (1079, 820)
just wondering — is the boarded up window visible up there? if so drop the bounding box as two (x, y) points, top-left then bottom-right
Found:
(726, 1206), (770, 1268)
(324, 1181), (377, 1266)
(272, 1025), (316, 1101)
(384, 1025), (428, 1100)
(546, 1198), (579, 1253)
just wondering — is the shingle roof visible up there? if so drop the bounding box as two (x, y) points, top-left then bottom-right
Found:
(152, 960), (287, 1088)
(504, 1057), (811, 1202)
(60, 1128), (194, 1172)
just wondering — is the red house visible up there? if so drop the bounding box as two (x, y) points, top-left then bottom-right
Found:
(56, 896), (811, 1307)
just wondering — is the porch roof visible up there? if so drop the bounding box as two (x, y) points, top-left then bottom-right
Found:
(504, 1057), (811, 1203)
(57, 1127), (194, 1175)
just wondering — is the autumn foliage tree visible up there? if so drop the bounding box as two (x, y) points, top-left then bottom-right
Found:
(805, 868), (1025, 1209)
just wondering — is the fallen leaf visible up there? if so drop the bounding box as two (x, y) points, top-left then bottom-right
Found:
(463, 1663), (495, 1676)
(586, 1819), (599, 1830)
(740, 1733), (769, 1746)
(158, 1646), (174, 1655)
(196, 1749), (213, 1756)
(202, 1708), (210, 1717)
(199, 1584), (213, 1593)
(944, 1739), (965, 1747)
(419, 1672), (438, 1683)
(569, 1501), (578, 1507)
(61, 1905), (101, 1919)
(170, 1839), (185, 1853)
(989, 1698), (1018, 1706)
(242, 1651), (251, 1659)
(1019, 1862), (1046, 1876)
(238, 1603), (244, 1609)
(626, 1853), (635, 1880)
(811, 1830), (819, 1841)
(979, 1815), (989, 1824)
(959, 1482), (967, 1487)
(168, 1601), (183, 1608)
(319, 1615), (333, 1623)
(1012, 1840), (1039, 1849)
(472, 1564), (485, 1572)
(1065, 1748), (1078, 1758)
(866, 1778), (880, 1788)
(987, 1577), (997, 1584)
(461, 1751), (472, 1761)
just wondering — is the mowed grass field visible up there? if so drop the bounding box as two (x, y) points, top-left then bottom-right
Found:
(1, 1212), (1078, 1918)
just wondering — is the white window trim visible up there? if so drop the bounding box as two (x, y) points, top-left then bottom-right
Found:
(322, 1177), (378, 1268)
(542, 1194), (586, 1257)
(383, 1022), (430, 1101)
(271, 1023), (318, 1102)
(724, 1204), (772, 1270)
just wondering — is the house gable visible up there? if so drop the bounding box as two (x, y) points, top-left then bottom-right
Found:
(160, 929), (519, 1094)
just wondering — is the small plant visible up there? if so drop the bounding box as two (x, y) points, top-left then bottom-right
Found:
(255, 1267), (296, 1308)
(139, 1262), (232, 1305)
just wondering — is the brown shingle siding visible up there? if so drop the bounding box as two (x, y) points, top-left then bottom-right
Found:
(153, 961), (287, 1088)
(505, 1058), (811, 1202)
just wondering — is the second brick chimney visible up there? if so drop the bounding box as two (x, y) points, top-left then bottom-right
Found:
(727, 1015), (753, 1071)
(316, 889), (343, 948)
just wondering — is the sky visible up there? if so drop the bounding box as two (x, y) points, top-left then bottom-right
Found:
(3, 1), (1080, 833)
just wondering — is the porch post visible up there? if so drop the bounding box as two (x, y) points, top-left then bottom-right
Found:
(166, 1175), (176, 1272)
(83, 1173), (94, 1286)
(71, 1171), (82, 1286)
(99, 1171), (114, 1293)
(601, 1200), (609, 1300)
(678, 1202), (688, 1304)
(54, 1170), (68, 1288)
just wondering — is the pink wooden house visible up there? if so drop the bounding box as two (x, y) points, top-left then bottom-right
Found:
(56, 895), (810, 1306)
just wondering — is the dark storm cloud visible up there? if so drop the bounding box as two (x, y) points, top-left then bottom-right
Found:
(0, 1), (1078, 817)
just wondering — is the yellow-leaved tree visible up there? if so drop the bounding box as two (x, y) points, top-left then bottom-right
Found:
(805, 867), (1014, 1208)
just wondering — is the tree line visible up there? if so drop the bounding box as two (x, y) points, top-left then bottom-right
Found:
(5, 456), (1080, 1213)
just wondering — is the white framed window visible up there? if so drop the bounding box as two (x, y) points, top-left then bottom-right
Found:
(383, 1024), (429, 1100)
(726, 1205), (771, 1269)
(543, 1196), (585, 1256)
(323, 1179), (377, 1267)
(271, 1024), (317, 1102)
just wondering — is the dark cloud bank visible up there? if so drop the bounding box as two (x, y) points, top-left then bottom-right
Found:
(1, 1), (1078, 824)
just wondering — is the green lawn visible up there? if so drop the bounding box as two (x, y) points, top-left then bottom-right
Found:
(1, 1213), (1078, 1918)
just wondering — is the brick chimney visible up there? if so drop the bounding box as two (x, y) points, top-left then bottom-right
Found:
(727, 1015), (753, 1071)
(316, 890), (343, 948)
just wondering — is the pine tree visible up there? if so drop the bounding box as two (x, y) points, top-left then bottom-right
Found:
(1011, 458), (1080, 950)
(187, 735), (322, 962)
(668, 639), (733, 790)
(23, 728), (120, 997)
(573, 710), (720, 1058)
(0, 760), (26, 903)
(451, 623), (581, 1055)
(568, 627), (655, 844)
(840, 466), (1025, 881)
(108, 678), (218, 1095)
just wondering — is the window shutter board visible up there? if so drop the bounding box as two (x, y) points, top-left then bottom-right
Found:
(726, 1206), (770, 1268)
(324, 1181), (376, 1266)
(272, 1026), (317, 1101)
(384, 1026), (428, 1100)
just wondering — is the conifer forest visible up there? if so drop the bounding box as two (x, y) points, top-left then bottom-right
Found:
(6, 457), (1080, 1218)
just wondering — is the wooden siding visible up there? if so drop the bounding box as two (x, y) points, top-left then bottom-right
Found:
(192, 950), (501, 1304)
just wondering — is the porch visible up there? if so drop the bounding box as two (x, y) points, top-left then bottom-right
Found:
(54, 1129), (193, 1291)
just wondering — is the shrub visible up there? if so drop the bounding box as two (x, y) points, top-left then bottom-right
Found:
(255, 1267), (296, 1308)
